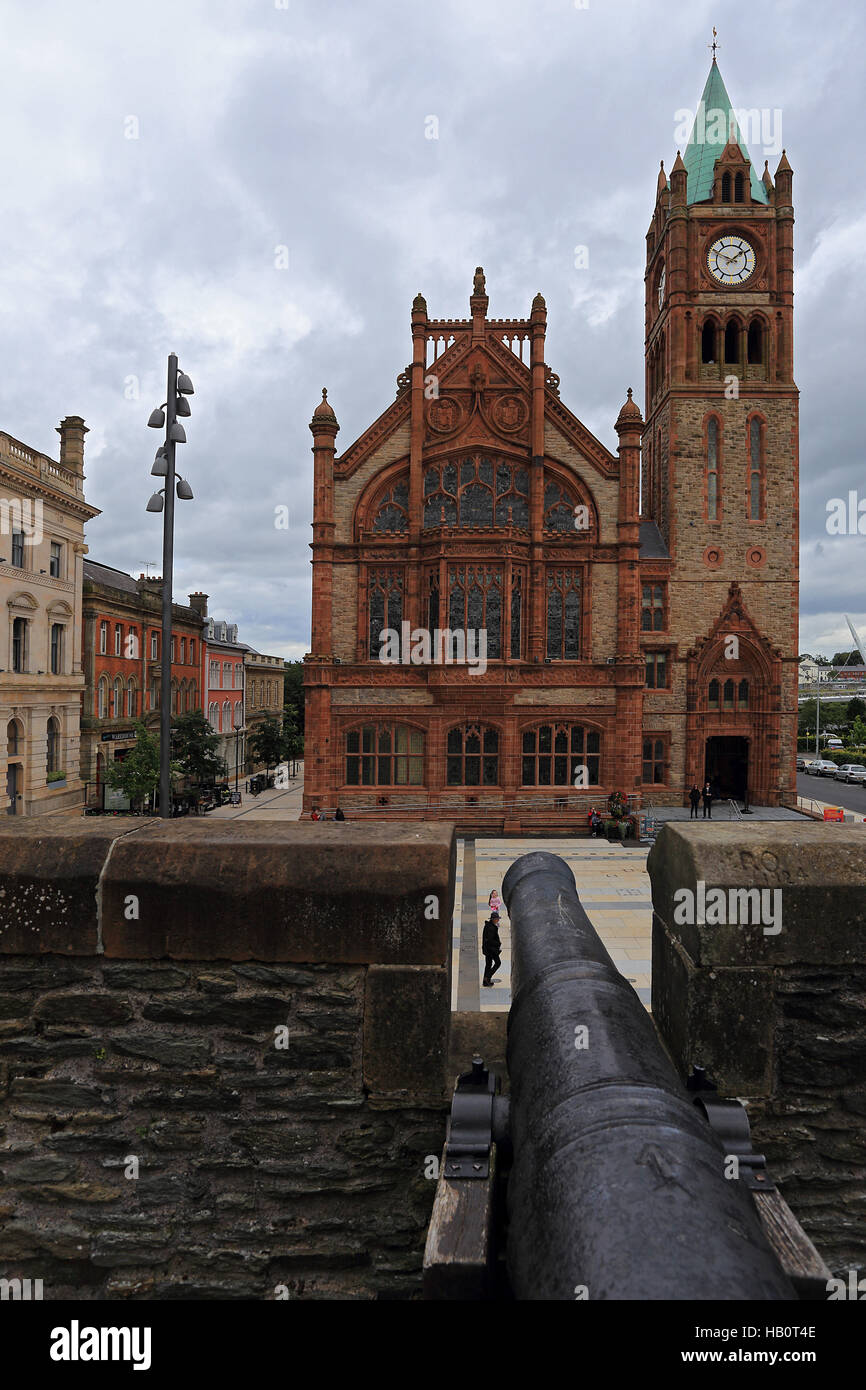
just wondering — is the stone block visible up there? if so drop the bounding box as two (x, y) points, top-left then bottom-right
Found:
(363, 965), (450, 1105)
(100, 822), (455, 964)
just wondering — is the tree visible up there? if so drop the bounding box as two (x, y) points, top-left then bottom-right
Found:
(172, 711), (226, 786)
(248, 714), (284, 775)
(104, 721), (161, 809)
(850, 716), (866, 749)
(830, 649), (859, 667)
(846, 697), (866, 724)
(283, 661), (305, 734)
(282, 709), (304, 775)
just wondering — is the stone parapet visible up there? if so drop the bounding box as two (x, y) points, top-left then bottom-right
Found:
(648, 822), (866, 1271)
(0, 821), (455, 1299)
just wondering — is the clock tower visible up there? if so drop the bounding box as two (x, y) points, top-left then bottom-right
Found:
(642, 55), (799, 806)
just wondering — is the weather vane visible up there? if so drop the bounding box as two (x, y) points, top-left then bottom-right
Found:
(709, 26), (719, 58)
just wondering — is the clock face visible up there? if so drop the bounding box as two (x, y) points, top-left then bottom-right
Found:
(707, 235), (756, 285)
(657, 265), (666, 310)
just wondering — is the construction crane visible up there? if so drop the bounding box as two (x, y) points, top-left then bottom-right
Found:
(844, 615), (866, 667)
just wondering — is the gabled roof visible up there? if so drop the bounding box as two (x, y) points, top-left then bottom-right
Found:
(682, 60), (768, 206)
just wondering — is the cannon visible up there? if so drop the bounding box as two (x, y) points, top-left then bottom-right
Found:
(425, 852), (828, 1300)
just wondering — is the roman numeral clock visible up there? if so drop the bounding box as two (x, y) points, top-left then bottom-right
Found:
(706, 234), (756, 285)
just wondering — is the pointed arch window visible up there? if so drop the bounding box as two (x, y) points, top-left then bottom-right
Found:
(738, 679), (749, 708)
(701, 320), (717, 364)
(448, 566), (502, 659)
(372, 480), (409, 535)
(546, 570), (582, 660)
(721, 171), (732, 202)
(724, 320), (740, 363)
(747, 320), (763, 365)
(708, 679), (720, 709)
(723, 679), (735, 709)
(706, 417), (720, 520)
(368, 568), (404, 658)
(734, 171), (745, 203)
(749, 417), (764, 521)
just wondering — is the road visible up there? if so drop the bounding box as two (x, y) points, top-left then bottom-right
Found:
(797, 770), (866, 817)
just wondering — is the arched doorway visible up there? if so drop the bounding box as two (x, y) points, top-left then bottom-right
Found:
(705, 735), (749, 800)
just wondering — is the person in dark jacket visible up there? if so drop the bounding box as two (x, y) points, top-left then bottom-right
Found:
(689, 784), (701, 819)
(702, 782), (714, 819)
(334, 807), (345, 821)
(481, 911), (502, 987)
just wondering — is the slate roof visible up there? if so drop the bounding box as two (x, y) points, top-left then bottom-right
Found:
(639, 520), (669, 559)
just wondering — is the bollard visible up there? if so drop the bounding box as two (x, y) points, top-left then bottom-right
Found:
(502, 851), (795, 1301)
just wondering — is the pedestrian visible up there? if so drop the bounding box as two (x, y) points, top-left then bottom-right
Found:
(689, 784), (701, 819)
(702, 781), (714, 819)
(334, 806), (345, 821)
(310, 807), (320, 821)
(591, 808), (604, 838)
(488, 888), (502, 915)
(482, 911), (502, 988)
(320, 809), (329, 821)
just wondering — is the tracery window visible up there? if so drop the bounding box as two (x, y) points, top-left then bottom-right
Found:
(543, 480), (582, 534)
(368, 568), (404, 658)
(372, 480), (409, 534)
(448, 565), (502, 659)
(521, 724), (600, 787)
(510, 570), (523, 660)
(345, 724), (424, 786)
(546, 569), (582, 660)
(423, 457), (529, 530)
(446, 724), (499, 786)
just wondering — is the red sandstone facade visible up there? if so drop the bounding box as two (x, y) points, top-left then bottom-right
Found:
(303, 65), (798, 828)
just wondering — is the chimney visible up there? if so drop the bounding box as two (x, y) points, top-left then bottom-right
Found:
(56, 416), (89, 476)
(189, 591), (209, 618)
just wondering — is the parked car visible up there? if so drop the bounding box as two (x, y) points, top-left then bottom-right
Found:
(825, 737), (843, 749)
(834, 763), (866, 784)
(810, 760), (839, 777)
(796, 756), (811, 770)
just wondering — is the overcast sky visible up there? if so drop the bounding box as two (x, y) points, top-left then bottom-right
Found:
(2, 0), (863, 660)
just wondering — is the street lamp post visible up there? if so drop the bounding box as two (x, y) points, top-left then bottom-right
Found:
(146, 355), (195, 819)
(233, 704), (243, 793)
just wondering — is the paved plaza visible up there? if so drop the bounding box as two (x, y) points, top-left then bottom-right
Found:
(452, 836), (654, 1015)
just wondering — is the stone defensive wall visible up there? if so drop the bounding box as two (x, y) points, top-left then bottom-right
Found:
(649, 823), (866, 1273)
(0, 821), (455, 1300)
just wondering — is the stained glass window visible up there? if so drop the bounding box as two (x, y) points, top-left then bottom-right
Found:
(446, 724), (499, 786)
(546, 570), (581, 659)
(346, 725), (424, 786)
(448, 566), (502, 659)
(368, 569), (404, 658)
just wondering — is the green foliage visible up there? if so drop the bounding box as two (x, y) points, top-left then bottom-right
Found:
(105, 722), (161, 805)
(845, 697), (866, 724)
(46, 769), (67, 783)
(172, 711), (226, 786)
(830, 650), (860, 667)
(282, 661), (305, 734)
(850, 716), (866, 748)
(248, 714), (284, 773)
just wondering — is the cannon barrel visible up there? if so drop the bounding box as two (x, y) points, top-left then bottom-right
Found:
(502, 851), (794, 1301)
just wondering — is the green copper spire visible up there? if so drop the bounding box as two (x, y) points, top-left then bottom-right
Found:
(682, 60), (768, 205)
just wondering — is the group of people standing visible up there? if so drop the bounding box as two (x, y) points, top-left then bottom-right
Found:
(689, 782), (716, 819)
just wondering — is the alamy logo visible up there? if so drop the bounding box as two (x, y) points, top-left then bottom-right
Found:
(378, 621), (487, 675)
(50, 1321), (152, 1371)
(673, 880), (781, 935)
(0, 1277), (43, 1300)
(0, 498), (43, 544)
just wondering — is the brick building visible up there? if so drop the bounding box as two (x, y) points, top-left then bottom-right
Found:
(244, 649), (286, 771)
(80, 563), (206, 803)
(302, 59), (798, 828)
(201, 607), (246, 777)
